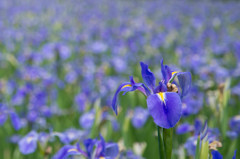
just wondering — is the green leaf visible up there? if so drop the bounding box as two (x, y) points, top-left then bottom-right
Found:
(195, 136), (201, 159)
(90, 99), (102, 138)
(200, 140), (209, 159)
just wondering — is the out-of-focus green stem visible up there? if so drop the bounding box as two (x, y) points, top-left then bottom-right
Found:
(163, 128), (173, 159)
(157, 126), (165, 159)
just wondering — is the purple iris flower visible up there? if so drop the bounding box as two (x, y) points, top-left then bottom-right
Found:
(65, 71), (77, 84)
(18, 131), (38, 154)
(182, 86), (203, 116)
(177, 119), (202, 135)
(211, 150), (223, 159)
(211, 149), (237, 159)
(112, 60), (191, 128)
(56, 44), (71, 60)
(90, 41), (108, 53)
(176, 123), (194, 134)
(10, 111), (22, 131)
(0, 104), (8, 126)
(131, 107), (149, 129)
(75, 92), (87, 112)
(79, 110), (95, 130)
(229, 115), (240, 134)
(9, 135), (22, 144)
(53, 136), (119, 159)
(184, 136), (198, 156)
(51, 128), (86, 144)
(226, 131), (238, 139)
(232, 150), (237, 159)
(52, 145), (82, 159)
(185, 122), (208, 156)
(119, 150), (144, 159)
(38, 132), (49, 147)
(184, 122), (223, 157)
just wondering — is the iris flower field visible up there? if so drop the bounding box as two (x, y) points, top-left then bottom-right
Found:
(0, 0), (240, 158)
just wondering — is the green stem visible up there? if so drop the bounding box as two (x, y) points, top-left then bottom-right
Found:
(157, 126), (165, 159)
(163, 128), (173, 159)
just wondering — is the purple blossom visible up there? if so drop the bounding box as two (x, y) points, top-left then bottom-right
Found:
(18, 131), (38, 154)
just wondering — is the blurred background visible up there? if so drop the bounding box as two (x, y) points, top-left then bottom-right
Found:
(0, 0), (240, 158)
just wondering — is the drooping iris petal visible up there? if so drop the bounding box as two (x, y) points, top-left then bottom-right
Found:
(140, 62), (155, 90)
(147, 92), (182, 128)
(177, 72), (192, 98)
(211, 150), (223, 159)
(18, 131), (38, 154)
(112, 77), (149, 115)
(112, 82), (132, 115)
(129, 76), (150, 96)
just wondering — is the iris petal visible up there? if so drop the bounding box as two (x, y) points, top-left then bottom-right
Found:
(211, 150), (223, 159)
(177, 72), (192, 98)
(112, 82), (132, 115)
(140, 62), (155, 90)
(105, 143), (119, 158)
(161, 60), (172, 84)
(232, 150), (236, 159)
(112, 77), (150, 115)
(176, 123), (194, 134)
(19, 131), (38, 154)
(52, 145), (81, 159)
(147, 92), (182, 128)
(10, 112), (22, 131)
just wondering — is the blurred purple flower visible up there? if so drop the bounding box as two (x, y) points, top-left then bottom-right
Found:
(10, 111), (22, 131)
(79, 110), (95, 130)
(131, 107), (149, 129)
(53, 135), (118, 159)
(18, 131), (38, 154)
(229, 115), (240, 134)
(176, 123), (194, 134)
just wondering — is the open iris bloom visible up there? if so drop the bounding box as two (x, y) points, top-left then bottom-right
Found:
(52, 135), (119, 159)
(112, 60), (191, 129)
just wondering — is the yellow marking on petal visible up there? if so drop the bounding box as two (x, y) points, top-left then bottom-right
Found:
(99, 157), (105, 159)
(122, 84), (132, 89)
(67, 148), (78, 153)
(172, 71), (177, 76)
(157, 92), (166, 105)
